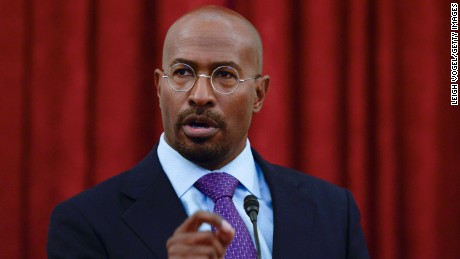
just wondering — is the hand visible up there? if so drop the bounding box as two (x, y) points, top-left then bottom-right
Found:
(166, 211), (235, 259)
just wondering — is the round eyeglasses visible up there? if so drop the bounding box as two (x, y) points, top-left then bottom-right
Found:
(162, 63), (260, 95)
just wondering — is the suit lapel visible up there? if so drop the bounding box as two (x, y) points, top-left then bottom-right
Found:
(120, 147), (188, 259)
(253, 150), (316, 259)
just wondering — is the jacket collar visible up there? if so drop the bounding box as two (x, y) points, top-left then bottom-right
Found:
(121, 145), (188, 259)
(252, 149), (316, 259)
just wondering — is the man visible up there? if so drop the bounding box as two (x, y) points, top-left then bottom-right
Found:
(47, 5), (369, 259)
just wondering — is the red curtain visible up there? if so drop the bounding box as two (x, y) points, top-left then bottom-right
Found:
(1, 0), (458, 258)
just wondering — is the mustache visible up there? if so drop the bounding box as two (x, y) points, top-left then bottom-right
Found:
(176, 107), (226, 128)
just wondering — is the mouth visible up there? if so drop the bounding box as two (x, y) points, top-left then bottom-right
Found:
(181, 115), (220, 139)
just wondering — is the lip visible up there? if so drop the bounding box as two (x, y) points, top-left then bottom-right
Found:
(181, 115), (220, 139)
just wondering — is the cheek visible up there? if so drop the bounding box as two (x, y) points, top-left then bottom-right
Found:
(223, 95), (254, 130)
(159, 92), (181, 129)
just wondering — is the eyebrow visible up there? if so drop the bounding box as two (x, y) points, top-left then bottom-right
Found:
(169, 58), (243, 72)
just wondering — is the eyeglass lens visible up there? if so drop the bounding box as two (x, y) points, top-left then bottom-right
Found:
(167, 63), (240, 93)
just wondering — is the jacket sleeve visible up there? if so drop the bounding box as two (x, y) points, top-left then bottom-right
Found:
(345, 189), (370, 259)
(47, 201), (108, 258)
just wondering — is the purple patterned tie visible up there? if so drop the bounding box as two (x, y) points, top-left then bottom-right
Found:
(194, 172), (257, 259)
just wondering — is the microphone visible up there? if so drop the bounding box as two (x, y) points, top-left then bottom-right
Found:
(244, 195), (261, 259)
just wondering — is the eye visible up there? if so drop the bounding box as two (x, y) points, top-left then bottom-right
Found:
(169, 63), (194, 78)
(173, 67), (193, 77)
(214, 68), (238, 79)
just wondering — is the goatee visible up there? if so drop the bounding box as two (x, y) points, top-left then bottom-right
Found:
(174, 107), (228, 165)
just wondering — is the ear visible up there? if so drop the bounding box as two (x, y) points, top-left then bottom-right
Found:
(253, 75), (270, 113)
(154, 68), (163, 100)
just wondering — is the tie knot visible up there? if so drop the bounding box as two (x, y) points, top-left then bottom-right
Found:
(194, 172), (239, 202)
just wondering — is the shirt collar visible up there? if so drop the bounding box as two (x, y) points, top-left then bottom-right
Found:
(157, 133), (261, 198)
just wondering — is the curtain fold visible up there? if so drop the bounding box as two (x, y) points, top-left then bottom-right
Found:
(1, 0), (458, 258)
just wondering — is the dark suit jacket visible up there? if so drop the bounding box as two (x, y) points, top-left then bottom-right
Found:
(47, 146), (369, 258)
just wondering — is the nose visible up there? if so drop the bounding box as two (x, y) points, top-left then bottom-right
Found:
(188, 74), (217, 107)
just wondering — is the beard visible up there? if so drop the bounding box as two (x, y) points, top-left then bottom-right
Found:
(173, 107), (228, 166)
(175, 139), (228, 165)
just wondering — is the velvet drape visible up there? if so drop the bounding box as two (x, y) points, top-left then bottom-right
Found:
(1, 0), (458, 258)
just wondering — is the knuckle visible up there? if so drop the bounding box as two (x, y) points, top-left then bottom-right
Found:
(202, 246), (217, 258)
(167, 244), (179, 254)
(194, 210), (207, 218)
(166, 237), (174, 248)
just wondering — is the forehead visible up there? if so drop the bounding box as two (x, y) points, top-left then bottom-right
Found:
(163, 18), (257, 70)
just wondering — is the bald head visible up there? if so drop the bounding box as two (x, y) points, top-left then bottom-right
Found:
(163, 6), (263, 73)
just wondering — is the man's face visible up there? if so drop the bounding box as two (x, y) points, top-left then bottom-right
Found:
(155, 16), (268, 170)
